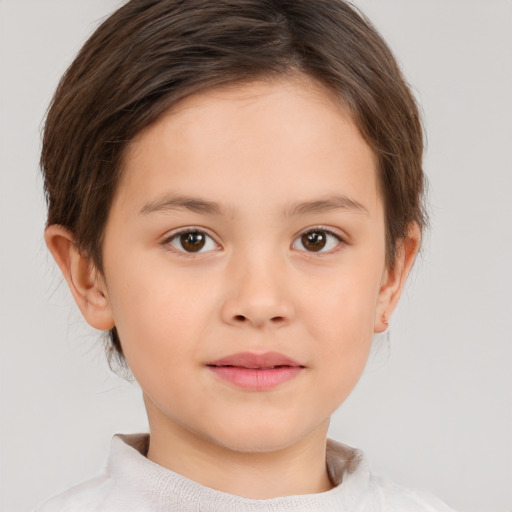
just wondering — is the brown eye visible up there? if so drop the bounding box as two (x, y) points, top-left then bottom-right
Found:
(301, 231), (327, 252)
(168, 230), (217, 253)
(293, 229), (341, 253)
(180, 231), (206, 252)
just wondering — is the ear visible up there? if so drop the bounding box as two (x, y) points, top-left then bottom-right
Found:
(44, 225), (115, 331)
(374, 222), (421, 333)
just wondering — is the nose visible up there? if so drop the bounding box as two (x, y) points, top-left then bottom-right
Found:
(220, 252), (295, 329)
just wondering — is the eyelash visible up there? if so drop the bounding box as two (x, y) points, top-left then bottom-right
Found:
(292, 227), (344, 254)
(162, 227), (220, 257)
(162, 226), (345, 256)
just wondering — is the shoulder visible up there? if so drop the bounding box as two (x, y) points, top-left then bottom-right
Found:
(326, 439), (455, 512)
(33, 472), (148, 512)
(34, 474), (111, 512)
(34, 434), (152, 512)
(366, 473), (455, 512)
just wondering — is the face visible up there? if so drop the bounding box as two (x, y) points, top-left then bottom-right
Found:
(100, 76), (395, 453)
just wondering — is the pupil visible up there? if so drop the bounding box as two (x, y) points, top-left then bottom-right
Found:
(302, 231), (326, 251)
(180, 232), (206, 252)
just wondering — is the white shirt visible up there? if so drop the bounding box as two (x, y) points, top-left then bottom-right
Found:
(35, 434), (454, 512)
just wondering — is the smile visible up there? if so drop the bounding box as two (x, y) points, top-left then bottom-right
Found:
(206, 352), (305, 391)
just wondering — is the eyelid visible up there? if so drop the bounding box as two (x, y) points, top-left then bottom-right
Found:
(291, 225), (346, 253)
(160, 225), (347, 256)
(161, 226), (221, 255)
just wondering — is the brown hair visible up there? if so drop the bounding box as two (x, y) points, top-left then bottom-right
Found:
(41, 0), (426, 365)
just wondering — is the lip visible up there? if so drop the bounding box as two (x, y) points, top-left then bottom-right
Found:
(206, 352), (305, 391)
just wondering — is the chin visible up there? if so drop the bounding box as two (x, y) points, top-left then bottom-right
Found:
(217, 436), (299, 455)
(203, 416), (325, 455)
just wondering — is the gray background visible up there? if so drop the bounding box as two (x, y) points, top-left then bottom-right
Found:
(1, 1), (511, 511)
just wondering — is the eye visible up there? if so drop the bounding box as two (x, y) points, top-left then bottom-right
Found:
(167, 230), (218, 253)
(292, 228), (342, 253)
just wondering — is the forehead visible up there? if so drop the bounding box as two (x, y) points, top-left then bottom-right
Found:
(116, 76), (381, 218)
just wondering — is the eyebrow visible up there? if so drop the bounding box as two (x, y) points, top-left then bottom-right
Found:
(139, 195), (225, 216)
(284, 195), (369, 217)
(139, 193), (368, 217)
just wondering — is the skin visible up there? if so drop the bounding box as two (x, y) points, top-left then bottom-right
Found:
(46, 75), (420, 499)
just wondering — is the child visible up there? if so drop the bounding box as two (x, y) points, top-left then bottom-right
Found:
(37, 0), (454, 510)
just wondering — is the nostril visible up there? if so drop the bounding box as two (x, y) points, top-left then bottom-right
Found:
(229, 314), (289, 325)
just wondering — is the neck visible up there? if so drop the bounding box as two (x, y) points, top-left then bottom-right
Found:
(145, 400), (333, 499)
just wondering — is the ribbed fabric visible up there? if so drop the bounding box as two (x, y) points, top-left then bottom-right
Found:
(35, 434), (454, 512)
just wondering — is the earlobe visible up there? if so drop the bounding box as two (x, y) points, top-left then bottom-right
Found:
(44, 225), (115, 331)
(374, 223), (421, 333)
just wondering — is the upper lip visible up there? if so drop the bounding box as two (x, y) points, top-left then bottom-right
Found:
(206, 352), (305, 369)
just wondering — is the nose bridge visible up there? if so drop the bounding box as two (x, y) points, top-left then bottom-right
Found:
(221, 245), (294, 328)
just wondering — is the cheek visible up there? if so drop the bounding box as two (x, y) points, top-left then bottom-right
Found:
(300, 258), (382, 333)
(298, 258), (382, 376)
(106, 261), (218, 372)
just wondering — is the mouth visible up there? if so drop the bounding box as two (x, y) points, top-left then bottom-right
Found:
(206, 352), (305, 391)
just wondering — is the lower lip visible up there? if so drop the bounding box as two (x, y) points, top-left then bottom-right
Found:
(207, 366), (303, 391)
